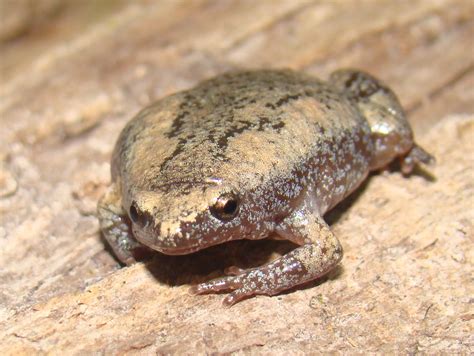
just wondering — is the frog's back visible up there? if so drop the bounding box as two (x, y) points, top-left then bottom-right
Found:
(113, 70), (373, 202)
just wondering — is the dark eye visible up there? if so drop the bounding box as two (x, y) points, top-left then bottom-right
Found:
(129, 201), (150, 227)
(210, 192), (240, 221)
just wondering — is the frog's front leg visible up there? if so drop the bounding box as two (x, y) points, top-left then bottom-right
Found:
(191, 205), (343, 306)
(97, 183), (152, 265)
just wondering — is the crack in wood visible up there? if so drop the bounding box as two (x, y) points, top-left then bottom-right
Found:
(407, 63), (474, 114)
(222, 0), (320, 53)
(299, 5), (473, 71)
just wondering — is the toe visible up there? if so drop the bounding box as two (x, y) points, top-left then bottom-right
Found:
(190, 276), (242, 294)
(222, 288), (253, 306)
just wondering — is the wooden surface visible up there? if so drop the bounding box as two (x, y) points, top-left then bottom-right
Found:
(1, 0), (473, 353)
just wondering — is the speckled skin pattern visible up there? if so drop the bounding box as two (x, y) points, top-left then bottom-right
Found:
(98, 69), (434, 305)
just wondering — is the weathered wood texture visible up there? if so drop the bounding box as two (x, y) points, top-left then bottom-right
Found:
(1, 0), (473, 353)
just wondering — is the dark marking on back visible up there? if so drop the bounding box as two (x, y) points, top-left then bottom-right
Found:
(275, 94), (302, 107)
(166, 111), (190, 138)
(344, 72), (389, 100)
(216, 115), (286, 152)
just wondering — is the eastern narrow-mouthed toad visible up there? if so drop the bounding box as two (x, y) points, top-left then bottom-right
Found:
(98, 69), (434, 305)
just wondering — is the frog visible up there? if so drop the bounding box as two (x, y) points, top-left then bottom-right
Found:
(97, 69), (434, 306)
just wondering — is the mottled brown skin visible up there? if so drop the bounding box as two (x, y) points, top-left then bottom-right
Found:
(97, 69), (434, 306)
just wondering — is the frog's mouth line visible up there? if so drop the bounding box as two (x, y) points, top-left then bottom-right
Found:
(153, 237), (235, 256)
(156, 245), (204, 255)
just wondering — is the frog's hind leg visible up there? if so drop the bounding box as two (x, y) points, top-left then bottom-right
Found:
(97, 183), (153, 265)
(330, 69), (435, 173)
(191, 205), (343, 306)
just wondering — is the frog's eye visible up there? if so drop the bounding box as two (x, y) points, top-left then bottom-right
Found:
(210, 192), (240, 221)
(129, 201), (150, 227)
